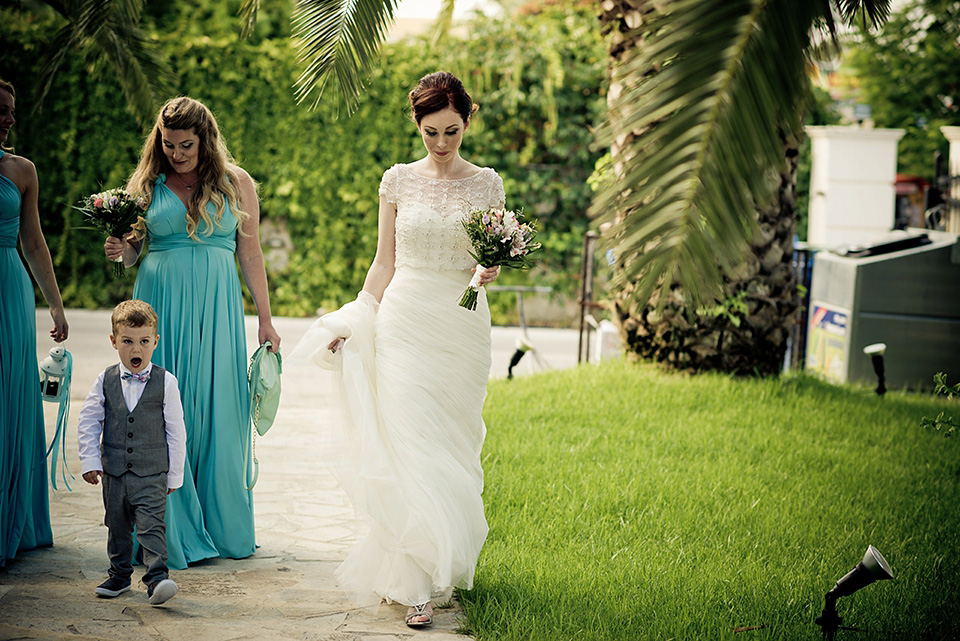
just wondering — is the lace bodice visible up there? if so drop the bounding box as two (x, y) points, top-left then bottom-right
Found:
(379, 164), (505, 271)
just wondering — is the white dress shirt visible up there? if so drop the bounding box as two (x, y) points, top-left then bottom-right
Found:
(77, 363), (187, 490)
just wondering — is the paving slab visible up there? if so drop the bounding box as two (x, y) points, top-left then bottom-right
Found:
(0, 309), (579, 640)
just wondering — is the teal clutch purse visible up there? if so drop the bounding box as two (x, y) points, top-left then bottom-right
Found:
(246, 341), (282, 489)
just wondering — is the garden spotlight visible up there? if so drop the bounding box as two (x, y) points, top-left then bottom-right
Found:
(863, 343), (886, 396)
(815, 545), (894, 640)
(507, 337), (533, 379)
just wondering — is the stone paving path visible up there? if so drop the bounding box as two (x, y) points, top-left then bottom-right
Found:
(1, 309), (579, 641)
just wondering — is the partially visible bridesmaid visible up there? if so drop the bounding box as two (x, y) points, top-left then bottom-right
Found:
(0, 77), (70, 567)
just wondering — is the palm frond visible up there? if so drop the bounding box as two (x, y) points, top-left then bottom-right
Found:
(815, 0), (838, 38)
(35, 0), (172, 127)
(98, 15), (174, 125)
(292, 0), (401, 113)
(239, 0), (261, 39)
(592, 0), (823, 309)
(429, 0), (456, 47)
(35, 22), (81, 109)
(111, 0), (145, 23)
(834, 0), (891, 30)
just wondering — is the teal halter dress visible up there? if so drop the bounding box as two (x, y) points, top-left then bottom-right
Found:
(0, 150), (53, 566)
(133, 174), (254, 568)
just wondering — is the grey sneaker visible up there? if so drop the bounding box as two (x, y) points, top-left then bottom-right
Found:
(147, 578), (178, 605)
(95, 577), (131, 598)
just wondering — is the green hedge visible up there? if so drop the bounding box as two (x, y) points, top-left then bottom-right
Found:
(1, 2), (606, 322)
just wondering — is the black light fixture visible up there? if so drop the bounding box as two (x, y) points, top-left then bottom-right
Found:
(507, 337), (533, 380)
(863, 343), (887, 396)
(815, 545), (894, 640)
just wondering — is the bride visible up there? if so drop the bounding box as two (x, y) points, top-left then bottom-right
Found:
(290, 71), (504, 627)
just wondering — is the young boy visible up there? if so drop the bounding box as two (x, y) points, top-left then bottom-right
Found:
(77, 300), (186, 606)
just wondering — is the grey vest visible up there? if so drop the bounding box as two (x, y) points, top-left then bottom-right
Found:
(101, 364), (169, 477)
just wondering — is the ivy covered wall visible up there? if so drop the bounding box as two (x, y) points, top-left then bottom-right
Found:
(1, 1), (606, 322)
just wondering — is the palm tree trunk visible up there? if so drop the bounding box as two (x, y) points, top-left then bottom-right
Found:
(599, 2), (802, 375)
(599, 0), (660, 207)
(610, 136), (800, 375)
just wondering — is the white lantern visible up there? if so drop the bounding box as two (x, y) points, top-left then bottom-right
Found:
(39, 345), (69, 402)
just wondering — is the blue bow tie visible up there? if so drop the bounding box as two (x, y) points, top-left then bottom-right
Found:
(121, 370), (150, 382)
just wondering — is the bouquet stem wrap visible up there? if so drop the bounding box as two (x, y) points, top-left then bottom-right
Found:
(109, 255), (124, 276)
(459, 265), (486, 311)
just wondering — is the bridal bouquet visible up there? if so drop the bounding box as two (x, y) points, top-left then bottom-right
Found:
(459, 207), (541, 310)
(75, 188), (147, 277)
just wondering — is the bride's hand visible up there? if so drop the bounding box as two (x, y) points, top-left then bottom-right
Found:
(473, 265), (500, 286)
(328, 337), (345, 353)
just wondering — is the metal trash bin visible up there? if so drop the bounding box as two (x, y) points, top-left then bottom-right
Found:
(805, 230), (960, 389)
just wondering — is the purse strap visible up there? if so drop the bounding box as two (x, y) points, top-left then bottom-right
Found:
(244, 341), (272, 491)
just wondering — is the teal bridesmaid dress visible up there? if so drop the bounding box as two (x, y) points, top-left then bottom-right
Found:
(133, 174), (254, 568)
(0, 149), (53, 566)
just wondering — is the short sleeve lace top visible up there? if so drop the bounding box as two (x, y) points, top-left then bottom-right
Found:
(379, 163), (505, 271)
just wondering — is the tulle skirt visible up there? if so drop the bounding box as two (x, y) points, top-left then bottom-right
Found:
(292, 266), (491, 606)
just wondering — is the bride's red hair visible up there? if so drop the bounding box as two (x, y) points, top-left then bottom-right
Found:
(408, 72), (479, 125)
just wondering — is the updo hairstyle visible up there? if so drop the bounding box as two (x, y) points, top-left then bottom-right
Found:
(408, 71), (479, 125)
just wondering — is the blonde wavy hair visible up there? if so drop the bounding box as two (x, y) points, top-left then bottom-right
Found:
(126, 97), (249, 240)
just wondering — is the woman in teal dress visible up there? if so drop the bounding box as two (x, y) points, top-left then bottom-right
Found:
(104, 97), (280, 568)
(0, 78), (70, 567)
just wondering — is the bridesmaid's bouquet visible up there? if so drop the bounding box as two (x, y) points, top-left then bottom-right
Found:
(75, 188), (147, 277)
(459, 207), (541, 310)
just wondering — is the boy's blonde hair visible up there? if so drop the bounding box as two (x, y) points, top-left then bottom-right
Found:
(111, 300), (159, 335)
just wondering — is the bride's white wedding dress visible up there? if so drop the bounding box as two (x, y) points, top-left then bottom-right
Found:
(290, 163), (505, 606)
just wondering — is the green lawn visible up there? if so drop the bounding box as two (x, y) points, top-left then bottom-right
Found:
(463, 361), (960, 640)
